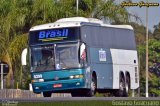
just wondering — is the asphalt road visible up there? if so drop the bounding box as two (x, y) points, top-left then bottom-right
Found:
(0, 97), (160, 103)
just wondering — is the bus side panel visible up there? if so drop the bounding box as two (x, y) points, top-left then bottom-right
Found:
(89, 48), (113, 89)
(80, 25), (139, 90)
(111, 49), (139, 89)
(80, 25), (136, 50)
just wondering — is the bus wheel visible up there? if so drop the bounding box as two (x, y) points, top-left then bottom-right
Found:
(86, 76), (96, 97)
(124, 76), (130, 97)
(116, 76), (126, 97)
(43, 92), (52, 97)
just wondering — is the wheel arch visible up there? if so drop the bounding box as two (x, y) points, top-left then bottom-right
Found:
(119, 71), (125, 80)
(125, 71), (131, 88)
(92, 71), (97, 88)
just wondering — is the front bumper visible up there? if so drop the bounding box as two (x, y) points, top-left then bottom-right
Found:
(32, 78), (85, 93)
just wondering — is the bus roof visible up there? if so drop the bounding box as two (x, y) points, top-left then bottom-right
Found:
(30, 17), (133, 31)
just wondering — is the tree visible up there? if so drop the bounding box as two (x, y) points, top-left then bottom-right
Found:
(0, 0), (29, 88)
(148, 39), (160, 96)
(133, 21), (160, 96)
(153, 22), (160, 40)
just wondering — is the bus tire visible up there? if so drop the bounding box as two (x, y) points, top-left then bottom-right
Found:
(86, 76), (96, 97)
(124, 75), (130, 97)
(115, 76), (126, 97)
(43, 92), (52, 97)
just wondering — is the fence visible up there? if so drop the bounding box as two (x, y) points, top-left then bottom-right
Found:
(0, 89), (71, 98)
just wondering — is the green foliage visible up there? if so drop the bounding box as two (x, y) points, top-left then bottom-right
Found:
(18, 101), (113, 106)
(150, 89), (160, 96)
(149, 39), (160, 65)
(16, 100), (160, 106)
(137, 38), (160, 97)
(133, 21), (160, 97)
(130, 22), (152, 45)
(149, 74), (159, 87)
(149, 24), (160, 98)
(153, 23), (160, 40)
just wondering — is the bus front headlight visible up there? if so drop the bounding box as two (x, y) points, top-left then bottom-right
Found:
(32, 79), (44, 83)
(69, 74), (84, 79)
(69, 76), (74, 79)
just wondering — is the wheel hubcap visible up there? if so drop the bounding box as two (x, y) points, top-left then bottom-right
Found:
(91, 81), (96, 91)
(120, 79), (125, 91)
(120, 82), (124, 90)
(126, 83), (129, 93)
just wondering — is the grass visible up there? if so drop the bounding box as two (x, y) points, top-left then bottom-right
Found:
(17, 101), (112, 106)
(1, 100), (160, 106)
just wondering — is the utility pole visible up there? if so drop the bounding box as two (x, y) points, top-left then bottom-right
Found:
(145, 0), (149, 98)
(76, 0), (79, 16)
(1, 64), (4, 89)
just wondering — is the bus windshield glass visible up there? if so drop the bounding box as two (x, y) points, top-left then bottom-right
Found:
(29, 27), (80, 45)
(30, 43), (80, 72)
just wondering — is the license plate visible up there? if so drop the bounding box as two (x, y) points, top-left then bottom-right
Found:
(53, 84), (62, 88)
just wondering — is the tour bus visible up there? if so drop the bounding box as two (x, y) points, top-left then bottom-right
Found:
(22, 17), (139, 97)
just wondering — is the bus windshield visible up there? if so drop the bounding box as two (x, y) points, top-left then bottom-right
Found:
(31, 43), (80, 72)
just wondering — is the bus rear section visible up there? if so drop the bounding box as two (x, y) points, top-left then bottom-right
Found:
(80, 24), (139, 97)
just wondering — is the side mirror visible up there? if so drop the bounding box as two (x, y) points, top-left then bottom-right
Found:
(21, 48), (28, 66)
(80, 43), (86, 61)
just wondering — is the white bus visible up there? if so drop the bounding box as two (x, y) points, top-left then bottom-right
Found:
(22, 17), (139, 97)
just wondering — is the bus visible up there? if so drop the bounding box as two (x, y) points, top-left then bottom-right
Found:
(22, 17), (139, 97)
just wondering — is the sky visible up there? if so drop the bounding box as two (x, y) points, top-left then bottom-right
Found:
(119, 0), (160, 32)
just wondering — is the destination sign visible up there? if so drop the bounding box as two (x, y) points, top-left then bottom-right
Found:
(39, 29), (68, 41)
(29, 27), (80, 45)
